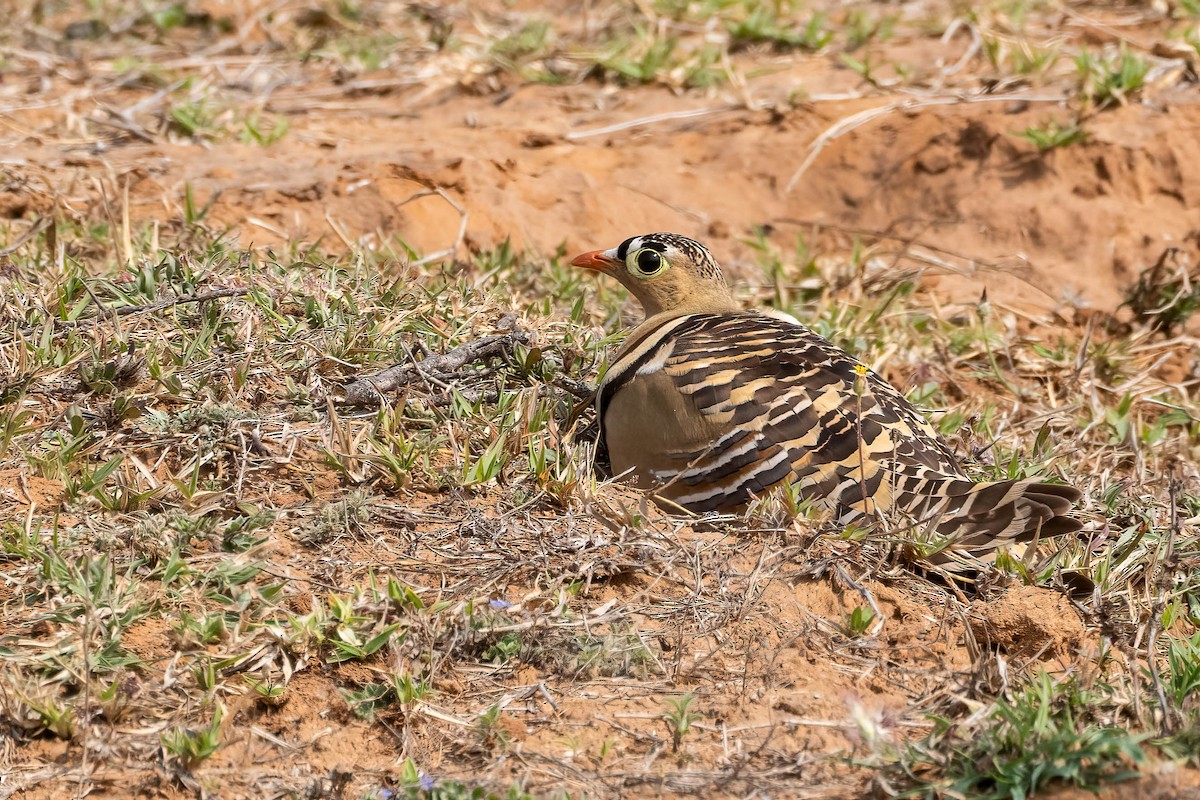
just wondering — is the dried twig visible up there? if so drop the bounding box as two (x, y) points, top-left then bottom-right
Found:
(399, 187), (469, 267)
(0, 216), (52, 257)
(784, 92), (1067, 193)
(49, 287), (253, 332)
(566, 105), (741, 140)
(341, 330), (532, 407)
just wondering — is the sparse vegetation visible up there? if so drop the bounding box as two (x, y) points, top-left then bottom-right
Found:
(0, 1), (1198, 799)
(663, 693), (701, 752)
(1075, 48), (1150, 111)
(1015, 119), (1087, 152)
(892, 673), (1147, 799)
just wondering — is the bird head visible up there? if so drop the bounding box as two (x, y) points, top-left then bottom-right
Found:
(570, 233), (738, 318)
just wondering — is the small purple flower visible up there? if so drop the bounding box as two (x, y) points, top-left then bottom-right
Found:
(419, 773), (436, 792)
(379, 790), (395, 800)
(489, 598), (513, 610)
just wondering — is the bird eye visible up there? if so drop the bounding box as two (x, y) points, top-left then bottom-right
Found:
(628, 248), (666, 278)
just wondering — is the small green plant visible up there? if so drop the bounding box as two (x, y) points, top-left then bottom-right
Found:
(1120, 249), (1200, 334)
(343, 671), (430, 720)
(176, 611), (227, 645)
(63, 455), (124, 503)
(481, 632), (522, 664)
(240, 111), (289, 146)
(391, 672), (429, 704)
(0, 393), (37, 459)
(1075, 48), (1149, 109)
(596, 29), (679, 84)
(727, 7), (832, 50)
(839, 52), (882, 87)
(846, 605), (876, 636)
(326, 32), (403, 71)
(1015, 120), (1087, 152)
(1163, 632), (1200, 709)
(97, 678), (135, 723)
(489, 20), (554, 72)
(244, 676), (287, 706)
(663, 693), (700, 752)
(182, 182), (219, 225)
(161, 705), (224, 770)
(983, 37), (1060, 77)
(345, 682), (393, 720)
(896, 674), (1145, 798)
(191, 658), (219, 692)
(328, 620), (404, 663)
(461, 434), (509, 486)
(169, 98), (220, 139)
(1013, 43), (1060, 76)
(476, 702), (510, 749)
(393, 757), (534, 799)
(28, 697), (76, 740)
(844, 8), (895, 49)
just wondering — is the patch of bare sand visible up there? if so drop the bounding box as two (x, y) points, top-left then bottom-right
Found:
(121, 616), (177, 664)
(968, 584), (1088, 661)
(0, 468), (63, 519)
(8, 85), (1199, 318)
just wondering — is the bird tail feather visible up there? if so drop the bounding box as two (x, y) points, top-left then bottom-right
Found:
(902, 478), (1082, 568)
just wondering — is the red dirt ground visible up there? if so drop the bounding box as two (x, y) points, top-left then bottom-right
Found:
(2, 1), (1199, 798)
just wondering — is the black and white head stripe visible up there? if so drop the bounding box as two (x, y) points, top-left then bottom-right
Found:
(614, 233), (725, 281)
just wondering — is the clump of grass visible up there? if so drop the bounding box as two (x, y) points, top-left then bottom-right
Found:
(161, 704), (224, 771)
(982, 37), (1062, 81)
(525, 627), (660, 678)
(726, 5), (833, 51)
(1075, 47), (1149, 110)
(488, 20), (559, 81)
(592, 28), (724, 89)
(893, 673), (1146, 798)
(1014, 119), (1087, 152)
(1120, 248), (1200, 334)
(297, 488), (375, 545)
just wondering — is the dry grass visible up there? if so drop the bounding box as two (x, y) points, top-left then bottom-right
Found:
(1, 2), (1199, 799)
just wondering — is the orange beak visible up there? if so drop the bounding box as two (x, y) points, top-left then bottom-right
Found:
(570, 249), (618, 273)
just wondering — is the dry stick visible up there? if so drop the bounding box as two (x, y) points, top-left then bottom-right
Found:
(553, 375), (595, 400)
(264, 77), (426, 106)
(50, 287), (253, 332)
(770, 216), (1023, 272)
(783, 92), (1068, 194)
(0, 215), (52, 257)
(1057, 4), (1154, 52)
(834, 563), (885, 637)
(341, 330), (532, 407)
(1148, 467), (1183, 733)
(91, 110), (156, 143)
(395, 187), (468, 268)
(617, 182), (710, 224)
(932, 18), (983, 89)
(566, 105), (742, 140)
(76, 611), (91, 799)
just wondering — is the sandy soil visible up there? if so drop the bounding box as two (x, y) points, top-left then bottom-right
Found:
(2, 1), (1199, 798)
(4, 4), (1198, 318)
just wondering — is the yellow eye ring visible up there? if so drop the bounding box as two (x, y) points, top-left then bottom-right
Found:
(627, 247), (667, 278)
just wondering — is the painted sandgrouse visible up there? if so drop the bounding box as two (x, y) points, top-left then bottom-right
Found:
(571, 232), (1081, 561)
